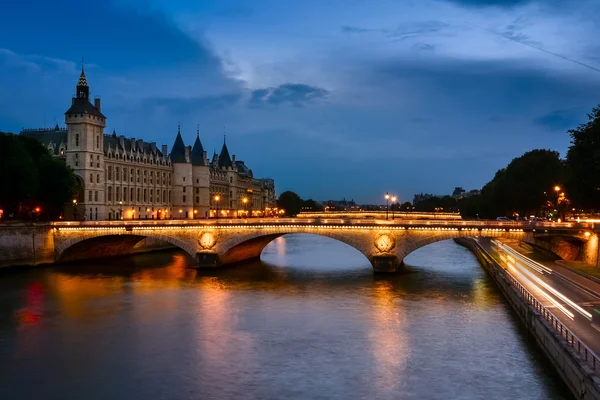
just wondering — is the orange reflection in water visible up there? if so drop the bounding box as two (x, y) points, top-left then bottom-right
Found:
(369, 280), (409, 393)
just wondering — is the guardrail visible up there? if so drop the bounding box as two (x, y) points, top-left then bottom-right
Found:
(50, 218), (592, 230)
(496, 252), (600, 372)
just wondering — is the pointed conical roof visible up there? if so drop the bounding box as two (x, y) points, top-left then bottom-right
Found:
(170, 125), (187, 163)
(218, 137), (232, 168)
(191, 130), (205, 166)
(77, 68), (88, 87)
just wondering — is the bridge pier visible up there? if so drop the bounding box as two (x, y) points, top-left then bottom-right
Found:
(196, 252), (220, 268)
(372, 255), (402, 273)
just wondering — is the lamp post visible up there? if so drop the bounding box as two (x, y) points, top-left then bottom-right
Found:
(391, 195), (397, 220)
(385, 192), (390, 220)
(72, 199), (77, 221)
(179, 209), (183, 219)
(214, 195), (220, 219)
(119, 201), (123, 220)
(242, 197), (248, 218)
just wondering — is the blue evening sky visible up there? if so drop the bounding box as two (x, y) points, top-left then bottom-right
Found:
(1, 0), (600, 203)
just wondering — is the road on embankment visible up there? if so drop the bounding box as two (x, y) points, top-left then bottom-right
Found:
(476, 237), (600, 358)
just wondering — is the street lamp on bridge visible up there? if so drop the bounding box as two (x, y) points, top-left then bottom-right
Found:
(385, 192), (390, 220)
(72, 199), (77, 221)
(391, 195), (397, 220)
(242, 197), (248, 218)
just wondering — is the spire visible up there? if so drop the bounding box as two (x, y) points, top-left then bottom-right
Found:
(218, 137), (232, 169)
(191, 126), (205, 166)
(170, 124), (187, 163)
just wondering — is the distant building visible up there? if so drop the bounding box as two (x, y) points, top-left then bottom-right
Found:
(413, 193), (439, 205)
(21, 66), (276, 220)
(451, 187), (466, 199)
(323, 198), (359, 211)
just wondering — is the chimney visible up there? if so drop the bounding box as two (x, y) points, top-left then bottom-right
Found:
(184, 146), (191, 162)
(72, 98), (76, 105)
(119, 135), (125, 149)
(131, 138), (136, 151)
(150, 142), (157, 154)
(94, 97), (101, 111)
(232, 154), (236, 163)
(162, 144), (168, 155)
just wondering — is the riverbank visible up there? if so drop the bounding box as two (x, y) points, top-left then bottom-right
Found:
(455, 237), (600, 400)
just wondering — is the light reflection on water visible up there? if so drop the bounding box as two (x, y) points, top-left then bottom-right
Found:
(0, 234), (570, 399)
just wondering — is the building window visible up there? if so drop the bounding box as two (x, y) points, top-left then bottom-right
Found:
(108, 186), (113, 201)
(196, 196), (199, 203)
(88, 190), (92, 202)
(96, 155), (100, 168)
(124, 188), (127, 202)
(90, 155), (93, 167)
(130, 188), (134, 202)
(131, 169), (134, 182)
(183, 187), (186, 193)
(108, 166), (112, 181)
(116, 167), (120, 181)
(196, 179), (199, 184)
(143, 189), (147, 202)
(183, 195), (186, 202)
(90, 173), (93, 183)
(75, 134), (79, 147)
(95, 207), (98, 220)
(196, 188), (199, 194)
(168, 190), (171, 203)
(75, 153), (79, 167)
(116, 187), (121, 201)
(230, 176), (233, 183)
(150, 189), (153, 203)
(96, 136), (99, 149)
(94, 191), (98, 202)
(97, 174), (100, 183)
(123, 169), (127, 182)
(183, 177), (185, 182)
(163, 191), (166, 202)
(89, 208), (92, 220)
(137, 188), (140, 202)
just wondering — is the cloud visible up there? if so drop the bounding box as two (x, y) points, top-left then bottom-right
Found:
(534, 109), (586, 130)
(248, 84), (330, 108)
(341, 26), (384, 34)
(140, 93), (242, 115)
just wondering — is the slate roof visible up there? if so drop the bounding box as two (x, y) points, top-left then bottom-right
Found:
(65, 99), (105, 118)
(218, 141), (232, 168)
(20, 125), (68, 156)
(103, 133), (164, 157)
(170, 127), (187, 163)
(191, 134), (206, 166)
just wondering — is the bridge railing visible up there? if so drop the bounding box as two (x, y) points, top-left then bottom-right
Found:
(505, 267), (599, 373)
(51, 218), (593, 230)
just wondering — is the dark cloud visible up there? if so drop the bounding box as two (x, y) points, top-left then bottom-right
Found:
(139, 93), (242, 115)
(0, 0), (214, 71)
(534, 109), (586, 130)
(248, 84), (330, 108)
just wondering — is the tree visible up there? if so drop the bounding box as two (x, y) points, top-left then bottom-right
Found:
(0, 132), (76, 220)
(302, 199), (324, 212)
(400, 201), (412, 211)
(479, 149), (564, 218)
(566, 106), (600, 210)
(277, 191), (303, 216)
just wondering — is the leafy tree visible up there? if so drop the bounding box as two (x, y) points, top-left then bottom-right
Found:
(479, 149), (564, 218)
(0, 132), (76, 219)
(277, 191), (303, 216)
(566, 106), (600, 210)
(302, 198), (324, 212)
(400, 201), (412, 211)
(413, 196), (457, 212)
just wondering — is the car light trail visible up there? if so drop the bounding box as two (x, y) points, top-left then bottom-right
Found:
(511, 261), (592, 320)
(506, 262), (575, 320)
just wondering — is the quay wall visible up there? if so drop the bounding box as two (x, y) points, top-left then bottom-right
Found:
(455, 237), (600, 400)
(0, 223), (175, 269)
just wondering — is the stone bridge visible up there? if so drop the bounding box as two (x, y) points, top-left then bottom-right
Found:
(50, 218), (600, 272)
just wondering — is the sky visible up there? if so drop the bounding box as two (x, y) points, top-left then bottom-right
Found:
(1, 0), (600, 204)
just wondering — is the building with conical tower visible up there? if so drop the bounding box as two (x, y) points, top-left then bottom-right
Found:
(20, 66), (276, 220)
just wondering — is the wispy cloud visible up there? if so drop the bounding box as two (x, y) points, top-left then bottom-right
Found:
(249, 83), (330, 108)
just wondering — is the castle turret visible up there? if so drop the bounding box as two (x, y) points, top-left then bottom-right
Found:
(170, 125), (193, 218)
(191, 126), (210, 218)
(65, 63), (106, 220)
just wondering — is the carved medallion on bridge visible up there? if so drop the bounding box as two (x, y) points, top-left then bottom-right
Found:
(198, 231), (216, 249)
(375, 233), (395, 253)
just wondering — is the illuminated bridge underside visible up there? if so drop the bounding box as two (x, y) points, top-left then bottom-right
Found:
(52, 220), (597, 272)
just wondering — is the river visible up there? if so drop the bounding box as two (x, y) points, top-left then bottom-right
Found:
(0, 234), (570, 399)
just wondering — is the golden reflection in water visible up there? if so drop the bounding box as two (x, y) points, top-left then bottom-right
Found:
(276, 235), (287, 257)
(471, 277), (494, 309)
(49, 274), (125, 319)
(193, 277), (256, 372)
(369, 280), (408, 393)
(130, 254), (195, 289)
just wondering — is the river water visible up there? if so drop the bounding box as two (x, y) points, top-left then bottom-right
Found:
(0, 234), (570, 399)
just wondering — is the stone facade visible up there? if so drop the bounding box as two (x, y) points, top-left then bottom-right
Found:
(20, 67), (276, 221)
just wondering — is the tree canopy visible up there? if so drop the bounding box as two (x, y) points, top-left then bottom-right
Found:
(566, 106), (600, 210)
(277, 191), (304, 216)
(0, 132), (76, 219)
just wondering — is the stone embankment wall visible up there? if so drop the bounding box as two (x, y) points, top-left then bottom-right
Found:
(0, 223), (55, 268)
(455, 237), (600, 400)
(0, 223), (175, 268)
